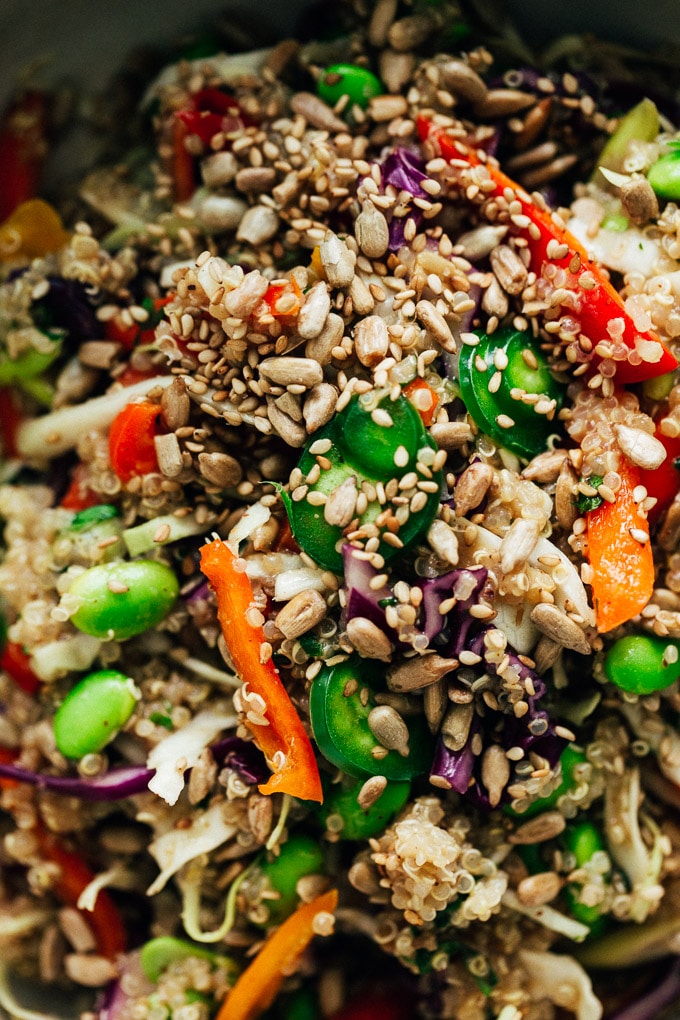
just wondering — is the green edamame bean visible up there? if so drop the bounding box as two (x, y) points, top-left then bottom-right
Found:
(251, 835), (325, 925)
(317, 63), (382, 110)
(604, 633), (680, 694)
(54, 669), (140, 758)
(563, 822), (608, 935)
(647, 148), (680, 200)
(68, 559), (179, 640)
(319, 777), (411, 840)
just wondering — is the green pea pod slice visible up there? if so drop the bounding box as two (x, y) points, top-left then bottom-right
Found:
(252, 835), (325, 925)
(458, 329), (563, 460)
(310, 658), (434, 780)
(140, 936), (236, 982)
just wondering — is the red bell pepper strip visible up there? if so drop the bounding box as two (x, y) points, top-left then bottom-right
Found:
(0, 91), (48, 220)
(0, 386), (23, 459)
(199, 538), (323, 803)
(418, 117), (677, 384)
(36, 828), (126, 959)
(60, 463), (100, 512)
(108, 401), (162, 482)
(215, 888), (337, 1020)
(0, 747), (19, 790)
(172, 118), (197, 202)
(330, 991), (417, 1020)
(638, 425), (680, 525)
(176, 89), (253, 147)
(0, 641), (41, 695)
(586, 458), (654, 633)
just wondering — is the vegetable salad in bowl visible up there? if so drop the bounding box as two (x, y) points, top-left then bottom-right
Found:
(3, 2), (680, 1017)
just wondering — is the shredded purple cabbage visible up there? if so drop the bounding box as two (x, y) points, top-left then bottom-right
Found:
(342, 544), (394, 637)
(419, 567), (488, 644)
(377, 147), (428, 251)
(0, 736), (267, 801)
(430, 624), (567, 809)
(40, 277), (101, 341)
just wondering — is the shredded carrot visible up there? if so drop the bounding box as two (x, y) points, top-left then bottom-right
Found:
(215, 889), (338, 1020)
(199, 538), (323, 803)
(587, 459), (654, 632)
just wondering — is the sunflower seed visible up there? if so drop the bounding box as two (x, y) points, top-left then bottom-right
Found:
(346, 617), (394, 661)
(481, 744), (511, 808)
(297, 281), (332, 340)
(500, 518), (541, 574)
(386, 653), (458, 692)
(275, 589), (328, 639)
(439, 59), (488, 105)
(324, 475), (358, 528)
(319, 231), (356, 288)
(530, 603), (591, 655)
(367, 705), (410, 755)
(354, 314), (389, 367)
(355, 201), (390, 259)
(454, 460), (494, 517)
(259, 356), (324, 388)
(613, 423), (667, 471)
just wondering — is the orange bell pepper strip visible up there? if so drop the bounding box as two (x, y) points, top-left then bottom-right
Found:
(215, 889), (337, 1020)
(199, 538), (323, 803)
(36, 828), (126, 959)
(418, 116), (677, 385)
(586, 458), (654, 633)
(108, 401), (162, 482)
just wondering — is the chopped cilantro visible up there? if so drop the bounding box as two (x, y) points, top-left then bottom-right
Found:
(576, 475), (604, 515)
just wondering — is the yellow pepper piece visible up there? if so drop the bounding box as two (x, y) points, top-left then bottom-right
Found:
(0, 198), (69, 262)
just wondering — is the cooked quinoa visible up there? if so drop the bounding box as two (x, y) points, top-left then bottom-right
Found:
(3, 2), (680, 1019)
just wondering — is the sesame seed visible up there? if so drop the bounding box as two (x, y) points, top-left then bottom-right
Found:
(393, 445), (410, 468)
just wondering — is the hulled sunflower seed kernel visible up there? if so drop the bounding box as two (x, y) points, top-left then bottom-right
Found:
(305, 312), (344, 367)
(161, 377), (190, 430)
(154, 432), (184, 478)
(346, 616), (394, 661)
(324, 475), (359, 528)
(620, 175), (659, 224)
(441, 701), (475, 752)
(423, 677), (448, 733)
(555, 458), (579, 531)
(439, 59), (488, 104)
(367, 705), (410, 756)
(64, 954), (117, 987)
(430, 421), (473, 450)
(355, 200), (390, 259)
(201, 150), (238, 188)
(454, 460), (494, 517)
(613, 423), (667, 471)
(530, 603), (591, 655)
(235, 205), (280, 247)
(368, 93), (408, 121)
(290, 91), (347, 133)
(304, 383), (339, 433)
(275, 589), (328, 640)
(319, 231), (356, 288)
(517, 871), (563, 907)
(489, 244), (529, 295)
(297, 281), (332, 340)
(481, 744), (511, 808)
(500, 518), (541, 574)
(357, 774), (388, 809)
(349, 275), (376, 315)
(386, 653), (458, 692)
(521, 448), (568, 483)
(198, 451), (243, 488)
(509, 810), (567, 844)
(266, 397), (308, 447)
(428, 520), (459, 565)
(474, 88), (536, 118)
(259, 356), (324, 388)
(353, 314), (389, 368)
(223, 270), (270, 317)
(415, 299), (456, 353)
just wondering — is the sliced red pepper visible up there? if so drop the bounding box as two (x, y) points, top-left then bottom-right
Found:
(0, 747), (19, 790)
(403, 376), (439, 427)
(0, 91), (48, 220)
(172, 118), (197, 202)
(418, 117), (677, 384)
(36, 828), (126, 959)
(176, 89), (253, 147)
(199, 538), (323, 803)
(586, 458), (654, 633)
(262, 277), (303, 319)
(638, 425), (680, 525)
(106, 296), (174, 351)
(60, 463), (100, 512)
(0, 641), (41, 695)
(215, 888), (337, 1020)
(330, 991), (417, 1020)
(109, 401), (162, 482)
(0, 386), (23, 459)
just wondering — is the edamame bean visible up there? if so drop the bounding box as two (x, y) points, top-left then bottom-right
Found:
(68, 559), (179, 640)
(251, 835), (325, 925)
(604, 633), (680, 694)
(563, 822), (608, 935)
(54, 669), (140, 758)
(647, 150), (680, 200)
(317, 63), (382, 110)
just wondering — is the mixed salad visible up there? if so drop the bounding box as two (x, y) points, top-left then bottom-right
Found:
(3, 2), (680, 1018)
